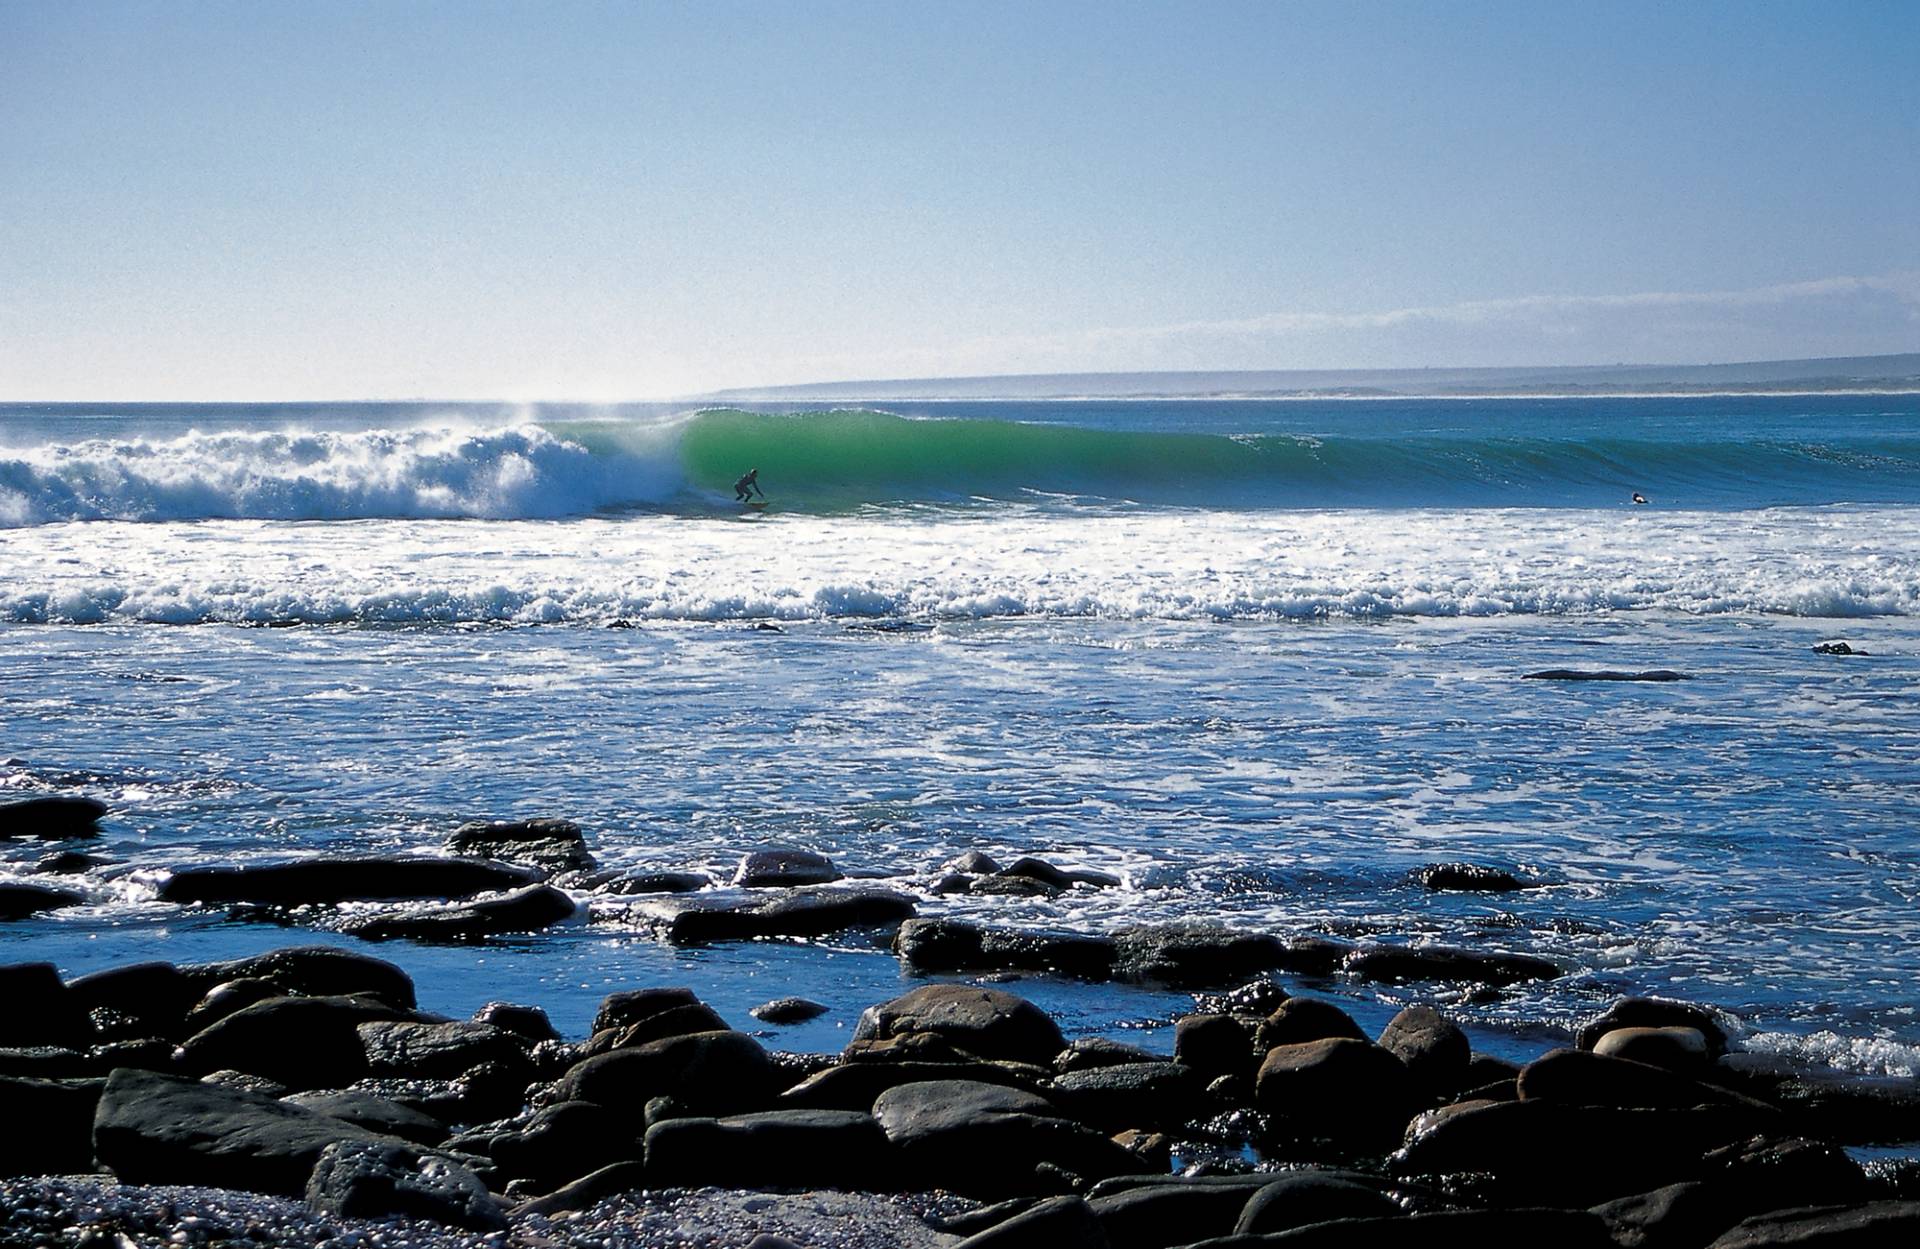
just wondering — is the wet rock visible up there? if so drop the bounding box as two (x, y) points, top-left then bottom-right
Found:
(1717, 1055), (1920, 1145)
(357, 1019), (531, 1081)
(305, 1139), (506, 1230)
(946, 850), (1002, 875)
(751, 997), (830, 1024)
(643, 1108), (896, 1189)
(177, 994), (419, 1090)
(447, 817), (594, 873)
(345, 883), (576, 941)
(929, 872), (976, 895)
(158, 856), (541, 906)
(581, 1001), (732, 1056)
(1580, 997), (1731, 1059)
(470, 1001), (560, 1045)
(873, 1079), (1145, 1197)
(281, 1090), (449, 1146)
(851, 984), (1066, 1066)
(1055, 1038), (1166, 1074)
(1595, 1025), (1712, 1072)
(0, 962), (91, 1049)
(639, 884), (913, 944)
(185, 978), (285, 1032)
(1524, 669), (1691, 682)
(66, 961), (199, 1040)
(969, 874), (1065, 898)
(593, 986), (702, 1034)
(184, 946), (418, 1010)
(597, 870), (711, 895)
(734, 847), (841, 887)
(1192, 976), (1293, 1017)
(779, 1060), (1034, 1111)
(0, 795), (105, 840)
(556, 1029), (780, 1117)
(894, 917), (1118, 979)
(1812, 641), (1864, 656)
(1378, 1004), (1471, 1094)
(489, 1100), (639, 1193)
(1343, 943), (1562, 985)
(1414, 862), (1530, 892)
(0, 1075), (101, 1177)
(1254, 1038), (1418, 1145)
(93, 1067), (407, 1196)
(1111, 925), (1291, 987)
(1088, 1181), (1257, 1249)
(1233, 1170), (1402, 1235)
(1707, 1201), (1920, 1248)
(1048, 1062), (1207, 1133)
(957, 1194), (1109, 1249)
(1253, 997), (1368, 1051)
(32, 850), (102, 874)
(1517, 1049), (1777, 1113)
(993, 857), (1119, 891)
(0, 882), (85, 920)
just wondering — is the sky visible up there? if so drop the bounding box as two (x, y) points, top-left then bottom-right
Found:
(2, 0), (1916, 400)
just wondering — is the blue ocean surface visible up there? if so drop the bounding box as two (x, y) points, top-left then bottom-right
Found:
(2, 394), (1918, 1074)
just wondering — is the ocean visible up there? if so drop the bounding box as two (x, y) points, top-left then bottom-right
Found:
(3, 394), (1918, 1075)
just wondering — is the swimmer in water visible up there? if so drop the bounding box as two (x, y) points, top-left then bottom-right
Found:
(1632, 492), (1648, 505)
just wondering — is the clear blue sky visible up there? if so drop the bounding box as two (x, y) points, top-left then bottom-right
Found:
(2, 0), (1916, 398)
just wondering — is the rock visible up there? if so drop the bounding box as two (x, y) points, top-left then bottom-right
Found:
(345, 883), (576, 941)
(158, 857), (541, 905)
(734, 847), (841, 887)
(1253, 997), (1368, 1051)
(1088, 1181), (1258, 1249)
(1377, 1005), (1471, 1094)
(1234, 1171), (1402, 1235)
(0, 882), (85, 920)
(0, 962), (92, 1048)
(507, 1159), (648, 1216)
(1812, 641), (1864, 656)
(1517, 1049), (1775, 1113)
(0, 1075), (102, 1176)
(1717, 1056), (1920, 1145)
(202, 1070), (290, 1098)
(895, 918), (1118, 980)
(177, 994), (419, 1090)
(582, 1002), (732, 1055)
(281, 1090), (449, 1145)
(1110, 926), (1294, 988)
(305, 1139), (506, 1230)
(1523, 669), (1691, 682)
(447, 817), (593, 873)
(0, 795), (105, 839)
(1414, 863), (1529, 891)
(643, 1108), (895, 1189)
(1048, 1062), (1206, 1132)
(33, 850), (102, 874)
(969, 875), (1064, 898)
(873, 1079), (1145, 1197)
(956, 1194), (1109, 1249)
(0, 1046), (94, 1078)
(1595, 1025), (1712, 1071)
(1393, 1099), (1780, 1207)
(1055, 1038), (1166, 1074)
(851, 985), (1066, 1066)
(92, 1068), (407, 1196)
(66, 961), (200, 1039)
(593, 986), (702, 1034)
(1254, 1038), (1418, 1145)
(640, 885), (914, 944)
(598, 870), (710, 895)
(1707, 1201), (1920, 1248)
(184, 946), (418, 1009)
(992, 858), (1118, 891)
(184, 978), (286, 1032)
(556, 1030), (780, 1117)
(1343, 943), (1562, 986)
(1194, 1209), (1617, 1248)
(1580, 997), (1731, 1059)
(779, 1060), (1034, 1111)
(357, 1019), (531, 1080)
(751, 997), (830, 1024)
(1192, 977), (1293, 1017)
(947, 851), (1002, 875)
(471, 1001), (560, 1045)
(1706, 1136), (1871, 1209)
(489, 1100), (639, 1192)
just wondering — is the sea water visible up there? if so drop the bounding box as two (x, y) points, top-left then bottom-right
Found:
(3, 395), (1918, 1073)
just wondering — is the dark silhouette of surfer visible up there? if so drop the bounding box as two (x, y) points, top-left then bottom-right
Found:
(1631, 492), (1648, 505)
(734, 468), (764, 502)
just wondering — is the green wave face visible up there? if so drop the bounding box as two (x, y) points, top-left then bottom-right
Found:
(676, 408), (1262, 507)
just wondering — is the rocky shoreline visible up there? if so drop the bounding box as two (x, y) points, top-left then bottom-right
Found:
(2, 938), (1918, 1249)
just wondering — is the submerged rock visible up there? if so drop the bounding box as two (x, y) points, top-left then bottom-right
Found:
(751, 997), (830, 1024)
(0, 795), (105, 840)
(1523, 669), (1691, 682)
(1343, 943), (1562, 986)
(158, 856), (541, 906)
(1414, 862), (1531, 892)
(0, 882), (85, 920)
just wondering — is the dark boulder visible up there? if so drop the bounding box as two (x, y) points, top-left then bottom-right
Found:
(873, 1079), (1145, 1197)
(1088, 1182), (1259, 1249)
(1707, 1201), (1920, 1248)
(185, 978), (286, 1032)
(1254, 1038), (1418, 1145)
(33, 850), (103, 874)
(556, 1029), (780, 1117)
(946, 851), (1002, 875)
(751, 997), (830, 1025)
(1056, 1038), (1166, 1074)
(1594, 1025), (1712, 1071)
(969, 875), (1065, 898)
(92, 1067), (406, 1196)
(1717, 1056), (1920, 1145)
(489, 1100), (639, 1193)
(734, 847), (840, 887)
(184, 946), (417, 1009)
(282, 1089), (449, 1146)
(1414, 863), (1529, 892)
(581, 1002), (732, 1056)
(176, 994), (418, 1089)
(1377, 1005), (1471, 1094)
(448, 817), (593, 873)
(1174, 1015), (1256, 1083)
(0, 882), (85, 920)
(507, 1160), (647, 1217)
(0, 1075), (102, 1176)
(1343, 943), (1561, 986)
(0, 795), (105, 840)
(851, 984), (1065, 1066)
(1049, 1062), (1206, 1133)
(1579, 997), (1731, 1059)
(1518, 1048), (1776, 1113)
(66, 961), (199, 1040)
(358, 1019), (531, 1081)
(1189, 1209), (1617, 1248)
(641, 885), (913, 944)
(158, 856), (540, 906)
(592, 986), (702, 1034)
(895, 918), (1118, 980)
(956, 1194), (1109, 1249)
(598, 870), (710, 895)
(643, 1108), (896, 1189)
(1112, 926), (1289, 987)
(1254, 997), (1368, 1051)
(779, 1060), (1034, 1111)
(1234, 1171), (1402, 1235)
(345, 883), (576, 941)
(305, 1139), (506, 1230)
(0, 962), (92, 1048)
(471, 1001), (560, 1045)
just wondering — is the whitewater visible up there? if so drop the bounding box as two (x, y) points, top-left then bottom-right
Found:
(4, 393), (1920, 1083)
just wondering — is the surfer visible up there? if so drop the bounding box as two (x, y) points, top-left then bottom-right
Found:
(734, 468), (764, 503)
(1631, 492), (1648, 505)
